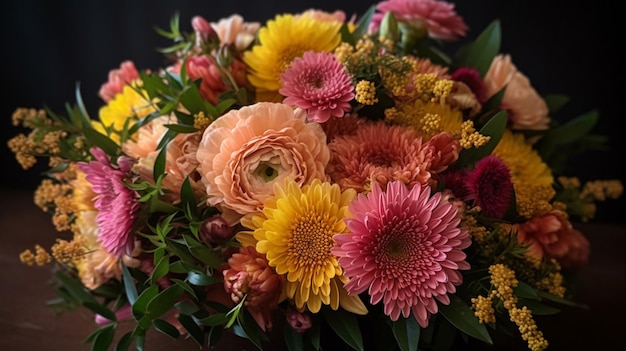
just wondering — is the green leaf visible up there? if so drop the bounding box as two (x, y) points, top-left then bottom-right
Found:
(164, 123), (197, 133)
(132, 285), (159, 318)
(150, 255), (170, 284)
(180, 176), (198, 221)
(54, 270), (97, 304)
(519, 299), (561, 316)
(121, 263), (138, 305)
(146, 284), (185, 319)
(352, 5), (376, 42)
(199, 312), (229, 327)
(153, 319), (181, 339)
(114, 332), (133, 351)
(235, 309), (267, 350)
(184, 235), (223, 268)
(454, 111), (507, 169)
(177, 313), (205, 347)
(438, 295), (493, 345)
(171, 278), (199, 301)
(536, 291), (589, 309)
(284, 325), (304, 351)
(322, 308), (364, 351)
(545, 110), (599, 145)
(544, 94), (570, 114)
(391, 317), (420, 351)
(187, 270), (222, 287)
(74, 83), (93, 124)
(83, 128), (121, 157)
(454, 20), (501, 76)
(90, 324), (116, 351)
(513, 281), (539, 300)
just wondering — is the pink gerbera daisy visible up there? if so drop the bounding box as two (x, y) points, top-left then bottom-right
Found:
(279, 51), (354, 123)
(466, 155), (513, 219)
(77, 147), (141, 258)
(332, 180), (471, 328)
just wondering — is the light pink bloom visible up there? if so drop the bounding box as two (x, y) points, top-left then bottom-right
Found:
(332, 181), (471, 327)
(122, 115), (205, 203)
(77, 148), (141, 258)
(483, 54), (550, 131)
(327, 121), (458, 192)
(514, 210), (590, 270)
(371, 0), (468, 41)
(466, 155), (513, 219)
(196, 102), (330, 224)
(279, 51), (354, 123)
(223, 246), (284, 331)
(99, 60), (140, 103)
(210, 14), (260, 50)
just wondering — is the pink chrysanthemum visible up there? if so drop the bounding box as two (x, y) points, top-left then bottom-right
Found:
(371, 0), (468, 41)
(279, 51), (354, 123)
(466, 155), (513, 219)
(332, 180), (471, 327)
(77, 147), (141, 258)
(327, 121), (452, 192)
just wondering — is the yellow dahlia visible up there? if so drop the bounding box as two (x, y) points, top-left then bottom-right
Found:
(238, 178), (367, 315)
(243, 14), (342, 101)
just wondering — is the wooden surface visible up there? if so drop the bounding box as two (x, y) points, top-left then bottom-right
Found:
(1, 188), (624, 350)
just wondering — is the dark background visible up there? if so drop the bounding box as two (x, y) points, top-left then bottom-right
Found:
(1, 0), (623, 224)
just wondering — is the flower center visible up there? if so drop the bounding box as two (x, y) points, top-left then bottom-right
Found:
(254, 163), (279, 182)
(289, 213), (334, 266)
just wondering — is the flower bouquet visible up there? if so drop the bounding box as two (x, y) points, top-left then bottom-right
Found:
(9, 0), (623, 350)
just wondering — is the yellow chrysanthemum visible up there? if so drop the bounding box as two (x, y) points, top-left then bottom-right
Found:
(239, 178), (367, 315)
(243, 14), (342, 101)
(493, 129), (555, 218)
(95, 84), (156, 142)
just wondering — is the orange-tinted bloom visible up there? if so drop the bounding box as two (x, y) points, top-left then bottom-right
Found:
(223, 246), (284, 331)
(514, 210), (590, 270)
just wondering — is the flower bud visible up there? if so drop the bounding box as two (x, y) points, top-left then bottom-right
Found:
(285, 306), (312, 333)
(199, 214), (232, 243)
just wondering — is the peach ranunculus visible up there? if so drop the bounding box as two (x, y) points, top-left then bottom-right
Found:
(514, 210), (590, 270)
(122, 115), (206, 203)
(98, 60), (140, 103)
(195, 102), (330, 224)
(483, 54), (550, 132)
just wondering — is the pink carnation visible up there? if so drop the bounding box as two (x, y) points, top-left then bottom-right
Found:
(279, 51), (354, 123)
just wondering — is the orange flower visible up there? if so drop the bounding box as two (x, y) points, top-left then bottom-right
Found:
(514, 210), (590, 270)
(223, 246), (284, 331)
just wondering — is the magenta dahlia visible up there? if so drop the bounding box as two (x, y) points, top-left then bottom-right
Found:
(279, 50), (354, 123)
(77, 147), (141, 258)
(332, 180), (471, 328)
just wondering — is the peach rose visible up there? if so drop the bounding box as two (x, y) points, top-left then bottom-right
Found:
(196, 102), (330, 223)
(514, 210), (590, 270)
(483, 54), (550, 132)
